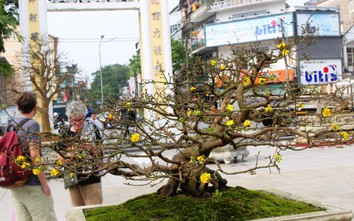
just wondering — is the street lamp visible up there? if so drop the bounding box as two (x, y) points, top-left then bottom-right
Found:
(99, 35), (104, 111)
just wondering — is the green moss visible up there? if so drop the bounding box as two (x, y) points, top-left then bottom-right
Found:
(84, 186), (323, 221)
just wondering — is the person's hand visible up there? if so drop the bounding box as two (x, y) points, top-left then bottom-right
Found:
(42, 183), (51, 196)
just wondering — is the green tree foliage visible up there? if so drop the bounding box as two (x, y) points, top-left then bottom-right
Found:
(0, 0), (21, 77)
(90, 64), (130, 103)
(171, 38), (196, 72)
(128, 52), (141, 78)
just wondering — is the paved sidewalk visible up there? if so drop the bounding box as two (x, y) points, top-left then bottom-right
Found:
(1, 144), (354, 221)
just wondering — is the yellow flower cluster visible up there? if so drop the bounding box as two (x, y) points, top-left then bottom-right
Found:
(210, 59), (217, 67)
(226, 120), (234, 126)
(226, 104), (233, 112)
(259, 78), (266, 85)
(50, 168), (59, 177)
(274, 152), (282, 163)
(340, 131), (350, 141)
(243, 77), (251, 86)
(265, 104), (273, 113)
(32, 168), (40, 175)
(197, 155), (205, 163)
(200, 172), (211, 184)
(277, 42), (289, 56)
(243, 120), (252, 128)
(322, 108), (331, 117)
(331, 124), (339, 131)
(131, 133), (140, 143)
(15, 156), (31, 169)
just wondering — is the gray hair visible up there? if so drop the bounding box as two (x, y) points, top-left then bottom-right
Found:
(66, 101), (87, 118)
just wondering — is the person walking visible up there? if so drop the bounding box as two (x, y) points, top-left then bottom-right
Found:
(8, 92), (57, 221)
(58, 101), (104, 206)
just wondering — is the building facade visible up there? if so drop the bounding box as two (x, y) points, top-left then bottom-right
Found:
(179, 0), (343, 95)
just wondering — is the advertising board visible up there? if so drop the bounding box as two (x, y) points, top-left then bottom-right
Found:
(296, 12), (340, 37)
(205, 13), (294, 47)
(299, 59), (342, 85)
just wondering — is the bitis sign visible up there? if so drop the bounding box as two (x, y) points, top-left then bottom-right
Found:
(300, 59), (342, 85)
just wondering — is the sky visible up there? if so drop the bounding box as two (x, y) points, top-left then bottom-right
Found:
(46, 0), (307, 82)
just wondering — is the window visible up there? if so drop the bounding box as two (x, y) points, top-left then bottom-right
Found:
(347, 48), (354, 67)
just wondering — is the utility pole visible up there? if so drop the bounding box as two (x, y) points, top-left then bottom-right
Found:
(99, 35), (104, 111)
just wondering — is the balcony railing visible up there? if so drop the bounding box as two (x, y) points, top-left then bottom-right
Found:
(208, 0), (274, 11)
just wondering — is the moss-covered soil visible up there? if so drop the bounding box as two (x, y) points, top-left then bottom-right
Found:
(84, 186), (323, 221)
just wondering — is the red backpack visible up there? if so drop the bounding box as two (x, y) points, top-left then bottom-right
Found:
(0, 119), (32, 188)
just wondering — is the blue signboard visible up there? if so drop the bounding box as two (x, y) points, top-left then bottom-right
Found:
(296, 12), (340, 37)
(205, 13), (294, 47)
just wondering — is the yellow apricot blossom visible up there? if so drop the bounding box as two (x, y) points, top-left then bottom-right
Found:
(259, 78), (266, 85)
(200, 172), (211, 184)
(265, 104), (273, 113)
(219, 64), (225, 71)
(243, 120), (252, 128)
(197, 155), (205, 163)
(21, 162), (30, 169)
(210, 59), (217, 67)
(50, 168), (59, 177)
(322, 108), (331, 117)
(341, 131), (350, 141)
(187, 110), (192, 117)
(243, 77), (251, 86)
(296, 103), (304, 108)
(190, 86), (196, 91)
(226, 104), (233, 111)
(56, 160), (63, 166)
(34, 156), (41, 164)
(32, 168), (40, 175)
(131, 133), (140, 143)
(277, 42), (286, 49)
(226, 120), (234, 126)
(15, 155), (25, 165)
(274, 153), (282, 163)
(331, 124), (339, 131)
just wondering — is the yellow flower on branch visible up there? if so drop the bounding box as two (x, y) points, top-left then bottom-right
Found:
(259, 78), (266, 85)
(131, 133), (140, 143)
(226, 104), (233, 111)
(210, 59), (217, 67)
(322, 108), (331, 117)
(331, 124), (339, 131)
(243, 120), (252, 128)
(32, 168), (40, 175)
(125, 102), (131, 107)
(340, 131), (350, 141)
(274, 153), (282, 163)
(281, 49), (290, 56)
(15, 155), (25, 165)
(243, 77), (251, 86)
(56, 160), (63, 166)
(187, 110), (192, 117)
(277, 42), (286, 49)
(70, 173), (75, 178)
(226, 120), (234, 126)
(197, 155), (205, 163)
(200, 172), (211, 184)
(21, 162), (30, 169)
(50, 168), (59, 177)
(296, 103), (304, 109)
(219, 64), (225, 71)
(190, 86), (196, 92)
(265, 104), (273, 113)
(34, 157), (41, 164)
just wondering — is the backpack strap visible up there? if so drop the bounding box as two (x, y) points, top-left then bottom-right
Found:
(6, 118), (32, 133)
